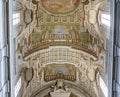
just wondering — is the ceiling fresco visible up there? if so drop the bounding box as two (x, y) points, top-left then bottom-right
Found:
(44, 64), (76, 82)
(41, 0), (80, 14)
(13, 0), (110, 97)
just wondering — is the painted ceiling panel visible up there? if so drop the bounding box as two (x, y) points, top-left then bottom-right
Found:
(41, 0), (80, 14)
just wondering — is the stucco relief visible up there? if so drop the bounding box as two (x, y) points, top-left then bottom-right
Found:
(87, 66), (95, 81)
(24, 67), (34, 87)
(24, 8), (33, 25)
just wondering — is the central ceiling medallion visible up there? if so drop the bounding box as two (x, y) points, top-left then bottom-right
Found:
(41, 0), (80, 14)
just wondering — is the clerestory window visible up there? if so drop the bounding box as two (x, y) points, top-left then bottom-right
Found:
(101, 13), (110, 27)
(13, 13), (20, 25)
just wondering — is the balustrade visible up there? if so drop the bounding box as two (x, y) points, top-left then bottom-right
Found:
(23, 34), (98, 58)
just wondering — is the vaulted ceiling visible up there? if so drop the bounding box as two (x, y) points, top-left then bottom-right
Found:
(13, 0), (110, 97)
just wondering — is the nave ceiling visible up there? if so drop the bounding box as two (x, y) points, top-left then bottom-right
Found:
(13, 0), (110, 97)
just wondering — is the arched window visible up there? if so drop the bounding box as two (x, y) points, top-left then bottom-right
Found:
(98, 2), (110, 37)
(13, 1), (22, 26)
(101, 13), (110, 27)
(99, 76), (108, 97)
(15, 77), (21, 97)
(13, 13), (20, 25)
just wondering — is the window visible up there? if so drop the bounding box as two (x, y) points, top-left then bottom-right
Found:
(99, 76), (108, 97)
(13, 13), (20, 25)
(101, 13), (110, 27)
(15, 77), (21, 97)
